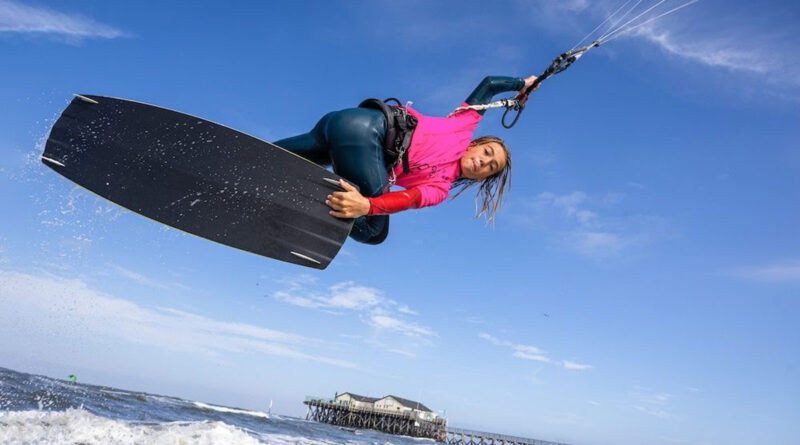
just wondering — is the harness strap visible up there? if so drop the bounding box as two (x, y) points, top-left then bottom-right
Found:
(358, 98), (418, 185)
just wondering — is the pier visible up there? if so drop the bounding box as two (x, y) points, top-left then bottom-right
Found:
(445, 427), (569, 445)
(304, 397), (447, 441)
(304, 397), (568, 445)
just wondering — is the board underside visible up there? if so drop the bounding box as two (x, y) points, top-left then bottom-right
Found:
(42, 95), (352, 269)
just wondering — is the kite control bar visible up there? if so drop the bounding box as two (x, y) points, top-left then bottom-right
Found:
(502, 42), (599, 129)
(453, 0), (699, 129)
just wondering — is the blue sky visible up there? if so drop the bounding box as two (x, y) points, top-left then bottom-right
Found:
(1, 1), (798, 444)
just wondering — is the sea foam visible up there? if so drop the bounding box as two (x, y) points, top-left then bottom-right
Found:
(0, 408), (262, 445)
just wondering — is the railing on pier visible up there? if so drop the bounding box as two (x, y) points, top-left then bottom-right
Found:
(445, 427), (569, 445)
(304, 396), (442, 419)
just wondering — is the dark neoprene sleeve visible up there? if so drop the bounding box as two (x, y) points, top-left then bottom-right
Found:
(465, 76), (525, 114)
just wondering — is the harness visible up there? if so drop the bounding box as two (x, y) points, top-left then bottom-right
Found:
(358, 98), (418, 185)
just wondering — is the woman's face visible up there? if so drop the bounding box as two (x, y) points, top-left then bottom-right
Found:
(460, 141), (507, 180)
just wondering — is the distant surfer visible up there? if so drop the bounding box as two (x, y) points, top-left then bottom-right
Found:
(274, 75), (539, 244)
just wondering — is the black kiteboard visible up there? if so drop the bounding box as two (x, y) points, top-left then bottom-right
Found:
(42, 94), (353, 269)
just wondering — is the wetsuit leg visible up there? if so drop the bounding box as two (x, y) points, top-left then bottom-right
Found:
(273, 115), (333, 166)
(321, 108), (388, 196)
(320, 108), (389, 245)
(274, 108), (390, 245)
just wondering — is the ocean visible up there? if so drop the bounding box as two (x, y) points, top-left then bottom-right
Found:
(0, 367), (437, 444)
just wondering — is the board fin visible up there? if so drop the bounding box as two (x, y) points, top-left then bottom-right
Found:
(323, 177), (343, 188)
(290, 251), (322, 265)
(74, 94), (99, 104)
(41, 156), (66, 167)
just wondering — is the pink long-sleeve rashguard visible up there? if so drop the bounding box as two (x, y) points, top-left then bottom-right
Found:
(389, 103), (483, 208)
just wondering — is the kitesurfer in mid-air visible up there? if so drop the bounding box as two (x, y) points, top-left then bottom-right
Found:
(274, 75), (538, 245)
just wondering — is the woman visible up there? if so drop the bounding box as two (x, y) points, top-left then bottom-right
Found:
(274, 74), (538, 244)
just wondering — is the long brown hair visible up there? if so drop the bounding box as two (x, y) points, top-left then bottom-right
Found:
(450, 136), (512, 225)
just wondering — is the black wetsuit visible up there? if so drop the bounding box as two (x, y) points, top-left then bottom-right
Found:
(274, 76), (524, 245)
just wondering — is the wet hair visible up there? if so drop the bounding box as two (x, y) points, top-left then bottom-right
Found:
(450, 136), (512, 225)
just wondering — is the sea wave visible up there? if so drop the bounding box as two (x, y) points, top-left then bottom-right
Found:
(192, 401), (270, 419)
(0, 367), (435, 445)
(0, 408), (263, 445)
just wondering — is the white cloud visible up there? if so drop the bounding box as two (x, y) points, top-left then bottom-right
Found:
(517, 0), (800, 97)
(534, 191), (599, 225)
(635, 26), (770, 76)
(480, 333), (592, 371)
(384, 348), (417, 359)
(513, 351), (551, 363)
(561, 231), (626, 257)
(478, 332), (512, 347)
(514, 344), (547, 355)
(634, 404), (675, 419)
(108, 264), (191, 292)
(629, 386), (676, 419)
(732, 261), (800, 284)
(271, 291), (320, 309)
(368, 314), (434, 338)
(629, 13), (800, 92)
(273, 281), (384, 311)
(627, 181), (645, 190)
(396, 304), (418, 316)
(362, 337), (421, 359)
(513, 344), (551, 362)
(519, 191), (668, 259)
(0, 1), (129, 40)
(631, 387), (673, 405)
(0, 269), (355, 368)
(562, 360), (593, 371)
(464, 316), (485, 324)
(275, 274), (318, 291)
(554, 0), (590, 13)
(273, 278), (435, 351)
(325, 282), (382, 309)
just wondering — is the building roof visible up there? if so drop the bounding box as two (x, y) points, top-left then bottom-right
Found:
(380, 395), (432, 413)
(339, 392), (379, 403)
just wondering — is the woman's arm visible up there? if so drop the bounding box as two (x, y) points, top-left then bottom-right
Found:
(368, 188), (422, 215)
(326, 181), (422, 218)
(465, 75), (539, 114)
